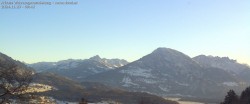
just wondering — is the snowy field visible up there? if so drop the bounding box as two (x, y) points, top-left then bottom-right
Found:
(165, 98), (204, 104)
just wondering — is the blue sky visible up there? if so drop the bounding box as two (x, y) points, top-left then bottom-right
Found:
(1, 0), (250, 64)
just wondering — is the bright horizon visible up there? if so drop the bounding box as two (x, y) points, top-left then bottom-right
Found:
(0, 47), (249, 65)
(1, 0), (249, 64)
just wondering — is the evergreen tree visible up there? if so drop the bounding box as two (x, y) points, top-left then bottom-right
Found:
(240, 87), (250, 104)
(221, 90), (239, 104)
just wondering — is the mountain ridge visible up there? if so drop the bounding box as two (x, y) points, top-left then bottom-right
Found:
(28, 55), (129, 81)
(84, 48), (249, 101)
(0, 52), (178, 104)
(2, 47), (250, 103)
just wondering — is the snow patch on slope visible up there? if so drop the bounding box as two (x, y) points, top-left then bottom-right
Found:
(122, 76), (138, 87)
(175, 81), (189, 86)
(119, 67), (154, 78)
(159, 85), (169, 92)
(223, 82), (238, 87)
(136, 78), (159, 84)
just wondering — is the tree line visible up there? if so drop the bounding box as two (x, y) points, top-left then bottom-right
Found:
(221, 87), (250, 104)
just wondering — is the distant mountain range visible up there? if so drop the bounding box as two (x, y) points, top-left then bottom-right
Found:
(28, 55), (129, 81)
(0, 52), (177, 104)
(193, 55), (250, 84)
(2, 47), (250, 103)
(193, 55), (249, 74)
(83, 48), (250, 101)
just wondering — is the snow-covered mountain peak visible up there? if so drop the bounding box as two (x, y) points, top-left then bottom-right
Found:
(151, 48), (192, 61)
(132, 47), (199, 70)
(89, 55), (101, 61)
(193, 55), (248, 74)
